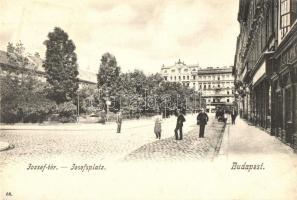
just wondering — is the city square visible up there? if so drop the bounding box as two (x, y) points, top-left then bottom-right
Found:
(1, 0), (297, 199)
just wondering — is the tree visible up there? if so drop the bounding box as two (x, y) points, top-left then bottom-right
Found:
(97, 52), (120, 91)
(1, 42), (56, 123)
(97, 52), (121, 112)
(43, 27), (79, 104)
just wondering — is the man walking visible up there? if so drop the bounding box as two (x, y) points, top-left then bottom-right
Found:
(116, 110), (123, 133)
(231, 108), (238, 124)
(197, 108), (209, 138)
(175, 110), (186, 140)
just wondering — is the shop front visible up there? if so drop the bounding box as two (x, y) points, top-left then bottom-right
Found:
(250, 54), (273, 132)
(271, 24), (297, 150)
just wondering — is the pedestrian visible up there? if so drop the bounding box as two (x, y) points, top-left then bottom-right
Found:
(116, 110), (123, 133)
(231, 108), (238, 124)
(222, 109), (227, 123)
(154, 114), (162, 139)
(174, 109), (186, 140)
(197, 108), (209, 138)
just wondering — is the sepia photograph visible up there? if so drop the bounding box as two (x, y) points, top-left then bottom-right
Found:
(0, 0), (297, 199)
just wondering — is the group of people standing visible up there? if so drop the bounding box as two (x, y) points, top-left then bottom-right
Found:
(215, 107), (238, 125)
(156, 109), (209, 140)
(115, 109), (210, 139)
(116, 107), (237, 138)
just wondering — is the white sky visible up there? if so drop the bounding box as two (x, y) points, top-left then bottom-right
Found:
(0, 0), (239, 74)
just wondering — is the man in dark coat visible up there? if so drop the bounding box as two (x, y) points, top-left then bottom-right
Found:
(231, 108), (238, 125)
(175, 110), (186, 140)
(197, 108), (209, 138)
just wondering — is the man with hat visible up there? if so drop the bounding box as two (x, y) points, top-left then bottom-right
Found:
(197, 108), (209, 138)
(175, 109), (186, 140)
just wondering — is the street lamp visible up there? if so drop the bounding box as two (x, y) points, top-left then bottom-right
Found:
(77, 92), (80, 123)
(144, 88), (148, 111)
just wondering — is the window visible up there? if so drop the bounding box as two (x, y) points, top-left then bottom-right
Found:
(227, 99), (229, 103)
(204, 85), (206, 89)
(179, 76), (181, 80)
(164, 70), (167, 73)
(174, 76), (176, 81)
(164, 76), (167, 81)
(193, 75), (196, 80)
(187, 76), (189, 80)
(171, 69), (175, 73)
(183, 76), (185, 80)
(208, 84), (211, 88)
(170, 76), (172, 80)
(280, 0), (291, 38)
(184, 69), (188, 72)
(218, 77), (220, 80)
(227, 91), (230, 95)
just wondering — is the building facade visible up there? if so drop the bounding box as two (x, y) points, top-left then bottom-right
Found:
(234, 0), (297, 151)
(160, 59), (199, 89)
(198, 67), (235, 112)
(161, 60), (235, 112)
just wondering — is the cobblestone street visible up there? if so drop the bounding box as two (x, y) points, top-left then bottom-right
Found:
(0, 114), (227, 200)
(1, 115), (297, 200)
(0, 114), (223, 170)
(125, 117), (225, 161)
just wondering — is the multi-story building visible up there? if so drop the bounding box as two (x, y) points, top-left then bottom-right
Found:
(160, 59), (199, 89)
(198, 67), (235, 112)
(0, 50), (97, 87)
(234, 0), (297, 151)
(161, 60), (235, 112)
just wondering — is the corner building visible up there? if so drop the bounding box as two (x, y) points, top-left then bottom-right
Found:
(161, 60), (235, 112)
(234, 0), (297, 151)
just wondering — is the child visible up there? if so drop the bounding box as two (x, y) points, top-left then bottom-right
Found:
(154, 114), (162, 139)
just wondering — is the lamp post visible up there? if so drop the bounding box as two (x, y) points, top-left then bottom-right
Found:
(144, 88), (148, 111)
(199, 91), (202, 109)
(77, 92), (80, 123)
(194, 91), (196, 113)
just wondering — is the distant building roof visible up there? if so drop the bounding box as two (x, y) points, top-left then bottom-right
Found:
(78, 69), (97, 83)
(0, 50), (96, 84)
(198, 66), (233, 74)
(162, 59), (200, 70)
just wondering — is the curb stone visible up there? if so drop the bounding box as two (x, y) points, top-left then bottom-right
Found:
(0, 141), (10, 152)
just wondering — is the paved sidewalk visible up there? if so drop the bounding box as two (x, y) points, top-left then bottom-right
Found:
(215, 117), (297, 200)
(219, 116), (295, 158)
